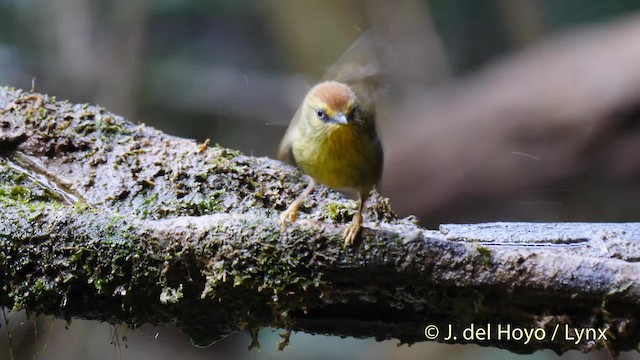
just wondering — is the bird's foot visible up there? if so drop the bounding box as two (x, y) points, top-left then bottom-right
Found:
(280, 203), (300, 233)
(343, 212), (363, 248)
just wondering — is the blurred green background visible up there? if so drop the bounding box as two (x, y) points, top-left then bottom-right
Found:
(2, 0), (640, 359)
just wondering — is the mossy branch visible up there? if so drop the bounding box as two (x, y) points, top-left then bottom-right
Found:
(1, 87), (639, 355)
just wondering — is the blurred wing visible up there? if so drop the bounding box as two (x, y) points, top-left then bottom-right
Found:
(277, 106), (302, 165)
(322, 31), (385, 111)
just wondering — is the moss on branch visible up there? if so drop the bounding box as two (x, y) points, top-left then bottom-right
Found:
(1, 86), (640, 355)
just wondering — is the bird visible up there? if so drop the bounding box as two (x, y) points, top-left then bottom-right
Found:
(277, 79), (383, 248)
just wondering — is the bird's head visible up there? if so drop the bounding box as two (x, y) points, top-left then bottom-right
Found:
(303, 81), (361, 128)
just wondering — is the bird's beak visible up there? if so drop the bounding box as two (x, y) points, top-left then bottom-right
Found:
(333, 112), (348, 125)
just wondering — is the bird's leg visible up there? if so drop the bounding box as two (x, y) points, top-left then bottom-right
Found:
(280, 179), (316, 233)
(343, 192), (366, 248)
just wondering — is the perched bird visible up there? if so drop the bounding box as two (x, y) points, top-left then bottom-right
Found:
(278, 80), (383, 247)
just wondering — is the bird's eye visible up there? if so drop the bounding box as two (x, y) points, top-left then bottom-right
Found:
(316, 109), (326, 119)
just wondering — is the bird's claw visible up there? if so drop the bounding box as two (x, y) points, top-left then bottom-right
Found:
(279, 205), (299, 233)
(342, 213), (363, 248)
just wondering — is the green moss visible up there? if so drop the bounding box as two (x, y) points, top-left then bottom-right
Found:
(476, 245), (493, 270)
(33, 278), (45, 293)
(139, 192), (160, 218)
(0, 162), (65, 207)
(196, 221), (326, 348)
(9, 172), (27, 183)
(72, 111), (130, 137)
(322, 201), (352, 222)
(9, 185), (29, 199)
(196, 193), (225, 214)
(214, 143), (240, 160)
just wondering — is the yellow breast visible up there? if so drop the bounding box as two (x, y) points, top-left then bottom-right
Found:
(292, 123), (377, 192)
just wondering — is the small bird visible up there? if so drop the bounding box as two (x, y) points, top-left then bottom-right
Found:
(278, 80), (383, 247)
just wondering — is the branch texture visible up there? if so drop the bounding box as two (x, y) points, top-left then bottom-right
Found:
(1, 86), (639, 355)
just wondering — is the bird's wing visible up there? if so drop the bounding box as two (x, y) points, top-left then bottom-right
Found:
(277, 106), (302, 165)
(322, 31), (384, 112)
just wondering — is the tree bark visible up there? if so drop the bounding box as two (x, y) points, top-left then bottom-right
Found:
(1, 85), (639, 356)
